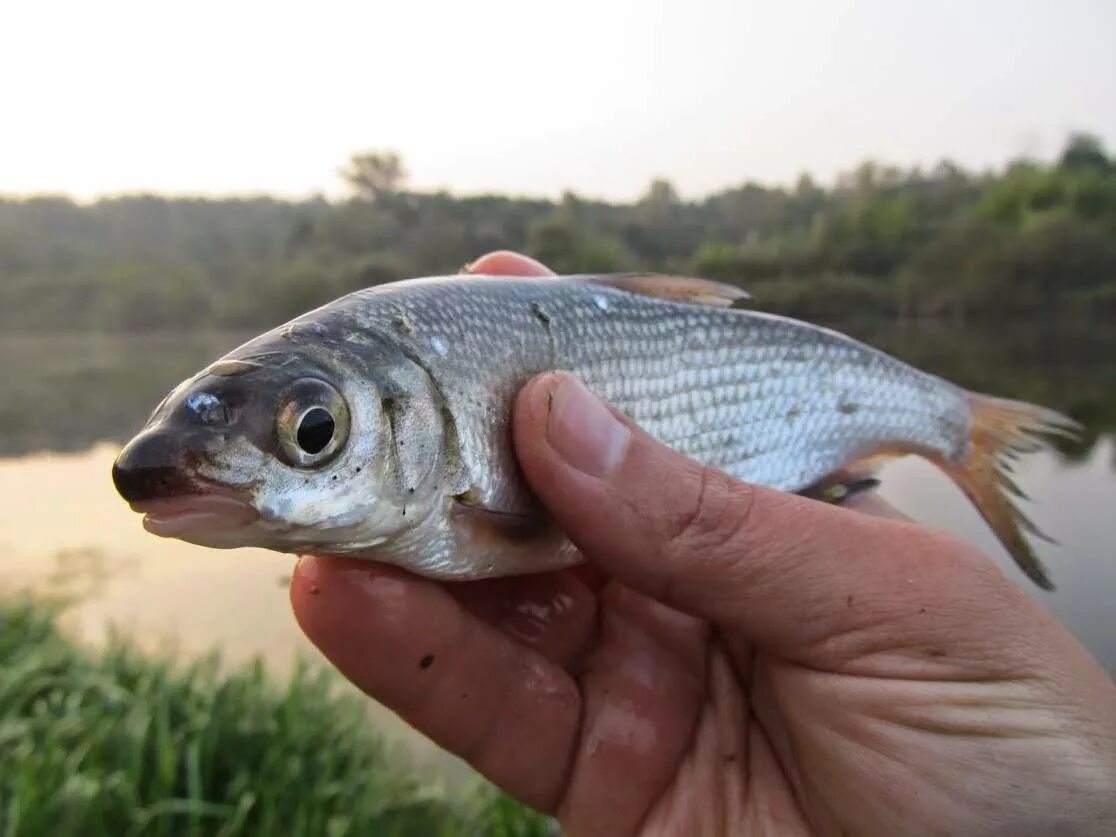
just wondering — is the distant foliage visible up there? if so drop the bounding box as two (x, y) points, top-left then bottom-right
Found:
(340, 152), (409, 202)
(1, 133), (1114, 330)
(0, 597), (552, 836)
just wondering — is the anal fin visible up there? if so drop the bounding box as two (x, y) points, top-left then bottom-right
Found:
(799, 477), (881, 505)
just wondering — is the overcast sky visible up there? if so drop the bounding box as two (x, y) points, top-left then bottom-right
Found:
(2, 0), (1113, 201)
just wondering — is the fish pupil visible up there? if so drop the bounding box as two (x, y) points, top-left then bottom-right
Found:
(297, 407), (335, 454)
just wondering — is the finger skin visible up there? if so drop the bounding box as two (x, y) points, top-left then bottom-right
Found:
(452, 569), (600, 670)
(466, 250), (555, 276)
(291, 556), (581, 811)
(556, 586), (708, 836)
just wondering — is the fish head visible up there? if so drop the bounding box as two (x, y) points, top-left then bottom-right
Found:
(112, 333), (411, 552)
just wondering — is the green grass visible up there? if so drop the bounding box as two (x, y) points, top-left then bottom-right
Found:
(0, 598), (552, 836)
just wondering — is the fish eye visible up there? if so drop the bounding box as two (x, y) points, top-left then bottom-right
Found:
(276, 379), (350, 468)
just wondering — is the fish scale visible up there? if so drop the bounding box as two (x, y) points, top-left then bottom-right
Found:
(321, 275), (969, 500)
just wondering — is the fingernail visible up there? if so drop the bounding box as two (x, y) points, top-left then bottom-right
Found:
(547, 376), (630, 477)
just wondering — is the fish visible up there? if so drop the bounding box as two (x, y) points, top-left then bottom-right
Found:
(111, 272), (1080, 590)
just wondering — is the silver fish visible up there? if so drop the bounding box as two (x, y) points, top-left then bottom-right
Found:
(111, 273), (1078, 589)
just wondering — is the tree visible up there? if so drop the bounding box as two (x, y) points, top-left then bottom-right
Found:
(794, 173), (820, 198)
(641, 178), (680, 210)
(1059, 133), (1111, 172)
(340, 151), (408, 201)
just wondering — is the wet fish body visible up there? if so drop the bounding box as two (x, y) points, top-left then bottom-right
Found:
(319, 277), (970, 511)
(112, 274), (1077, 589)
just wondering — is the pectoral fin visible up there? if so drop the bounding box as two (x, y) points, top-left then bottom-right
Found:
(452, 491), (550, 542)
(449, 493), (579, 577)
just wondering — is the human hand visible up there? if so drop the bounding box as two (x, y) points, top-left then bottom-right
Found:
(291, 252), (1116, 835)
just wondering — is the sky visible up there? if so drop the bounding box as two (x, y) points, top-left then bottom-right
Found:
(2, 0), (1114, 201)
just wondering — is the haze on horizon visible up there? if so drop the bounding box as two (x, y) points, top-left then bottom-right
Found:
(3, 0), (1114, 202)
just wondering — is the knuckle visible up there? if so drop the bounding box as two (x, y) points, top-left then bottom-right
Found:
(662, 465), (755, 560)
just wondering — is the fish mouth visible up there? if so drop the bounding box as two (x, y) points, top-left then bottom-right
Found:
(132, 495), (259, 538)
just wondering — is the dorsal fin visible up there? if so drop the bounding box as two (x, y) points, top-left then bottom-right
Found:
(586, 273), (750, 307)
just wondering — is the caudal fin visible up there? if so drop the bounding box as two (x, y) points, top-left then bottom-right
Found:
(945, 393), (1081, 591)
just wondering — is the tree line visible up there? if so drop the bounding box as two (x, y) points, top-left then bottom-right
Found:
(1, 134), (1114, 332)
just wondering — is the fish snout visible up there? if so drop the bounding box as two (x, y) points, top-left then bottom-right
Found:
(112, 431), (196, 503)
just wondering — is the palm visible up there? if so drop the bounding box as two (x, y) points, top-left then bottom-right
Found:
(570, 606), (816, 836)
(474, 572), (894, 836)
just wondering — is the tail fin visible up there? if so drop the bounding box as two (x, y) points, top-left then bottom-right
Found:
(945, 394), (1081, 591)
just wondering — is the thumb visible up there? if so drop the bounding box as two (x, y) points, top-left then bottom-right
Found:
(512, 372), (1018, 661)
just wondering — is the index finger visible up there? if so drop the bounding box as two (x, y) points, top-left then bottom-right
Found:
(465, 250), (555, 277)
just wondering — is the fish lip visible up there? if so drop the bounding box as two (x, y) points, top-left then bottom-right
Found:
(135, 494), (259, 538)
